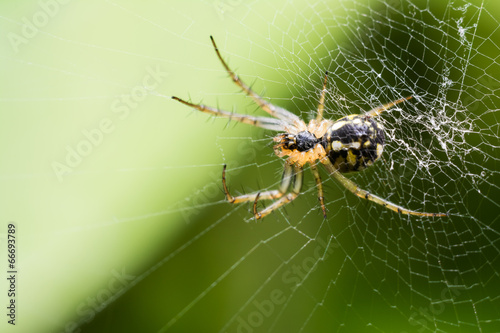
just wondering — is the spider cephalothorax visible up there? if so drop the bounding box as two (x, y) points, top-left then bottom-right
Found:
(279, 131), (319, 152)
(274, 130), (328, 167)
(172, 36), (447, 219)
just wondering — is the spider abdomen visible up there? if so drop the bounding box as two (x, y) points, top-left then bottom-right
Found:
(322, 114), (384, 173)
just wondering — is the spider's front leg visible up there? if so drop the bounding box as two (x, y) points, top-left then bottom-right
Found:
(253, 164), (303, 219)
(222, 163), (301, 219)
(209, 36), (301, 126)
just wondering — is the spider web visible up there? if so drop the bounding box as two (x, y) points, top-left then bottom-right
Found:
(1, 0), (499, 332)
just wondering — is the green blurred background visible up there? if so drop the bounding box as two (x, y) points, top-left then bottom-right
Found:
(1, 1), (499, 332)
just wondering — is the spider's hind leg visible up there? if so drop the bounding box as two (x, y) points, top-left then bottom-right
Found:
(315, 71), (329, 122)
(321, 159), (447, 217)
(364, 96), (413, 117)
(310, 162), (327, 218)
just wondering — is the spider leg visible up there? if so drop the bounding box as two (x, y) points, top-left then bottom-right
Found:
(172, 96), (286, 131)
(321, 159), (447, 217)
(209, 36), (302, 126)
(315, 71), (329, 122)
(310, 162), (327, 218)
(254, 164), (303, 219)
(222, 163), (293, 204)
(364, 96), (413, 117)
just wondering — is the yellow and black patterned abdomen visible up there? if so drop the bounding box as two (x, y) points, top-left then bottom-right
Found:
(322, 114), (384, 173)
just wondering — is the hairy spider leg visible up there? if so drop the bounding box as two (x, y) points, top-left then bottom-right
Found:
(223, 163), (303, 219)
(310, 162), (327, 218)
(253, 164), (304, 219)
(321, 159), (447, 217)
(364, 96), (413, 117)
(222, 163), (293, 204)
(209, 36), (302, 126)
(172, 97), (286, 131)
(316, 71), (329, 122)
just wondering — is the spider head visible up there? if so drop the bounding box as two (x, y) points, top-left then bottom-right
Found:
(274, 130), (319, 152)
(273, 130), (327, 167)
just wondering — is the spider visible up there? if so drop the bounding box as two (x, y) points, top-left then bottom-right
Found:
(172, 36), (448, 219)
